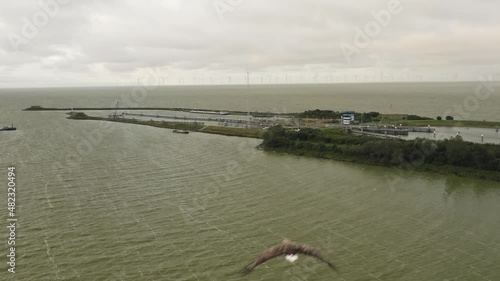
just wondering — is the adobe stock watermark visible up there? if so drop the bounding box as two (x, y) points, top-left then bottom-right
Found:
(340, 0), (412, 63)
(177, 105), (266, 224)
(442, 72), (499, 120)
(384, 71), (499, 192)
(213, 0), (245, 20)
(51, 70), (165, 185)
(7, 0), (71, 51)
(178, 144), (260, 225)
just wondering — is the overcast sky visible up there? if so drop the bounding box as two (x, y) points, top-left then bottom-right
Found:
(1, 0), (499, 87)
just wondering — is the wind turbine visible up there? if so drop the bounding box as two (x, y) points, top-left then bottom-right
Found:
(246, 70), (250, 128)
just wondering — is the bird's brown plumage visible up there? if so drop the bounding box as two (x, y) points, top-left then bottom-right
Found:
(243, 240), (337, 274)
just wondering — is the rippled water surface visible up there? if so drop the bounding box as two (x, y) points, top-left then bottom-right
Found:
(1, 84), (500, 280)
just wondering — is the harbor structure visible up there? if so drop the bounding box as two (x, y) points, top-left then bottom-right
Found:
(341, 111), (356, 125)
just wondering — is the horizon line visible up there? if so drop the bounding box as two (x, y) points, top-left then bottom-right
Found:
(0, 80), (486, 90)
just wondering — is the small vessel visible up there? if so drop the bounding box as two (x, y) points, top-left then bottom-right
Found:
(0, 124), (16, 131)
(173, 129), (189, 134)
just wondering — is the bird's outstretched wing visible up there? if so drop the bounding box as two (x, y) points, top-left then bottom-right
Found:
(242, 246), (284, 274)
(294, 244), (338, 271)
(242, 241), (338, 274)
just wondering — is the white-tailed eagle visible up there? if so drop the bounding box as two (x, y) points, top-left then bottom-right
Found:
(243, 239), (337, 274)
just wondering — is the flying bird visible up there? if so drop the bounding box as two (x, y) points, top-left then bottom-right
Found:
(243, 239), (337, 274)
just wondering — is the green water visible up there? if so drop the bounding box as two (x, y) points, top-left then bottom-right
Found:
(1, 84), (500, 280)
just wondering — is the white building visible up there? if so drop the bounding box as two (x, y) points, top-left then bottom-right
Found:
(341, 111), (356, 125)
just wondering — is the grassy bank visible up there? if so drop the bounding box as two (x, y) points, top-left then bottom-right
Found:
(200, 126), (264, 138)
(260, 126), (500, 182)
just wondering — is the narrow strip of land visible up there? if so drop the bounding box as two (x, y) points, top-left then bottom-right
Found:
(25, 106), (500, 128)
(68, 112), (264, 138)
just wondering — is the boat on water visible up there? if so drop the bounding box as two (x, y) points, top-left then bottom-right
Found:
(190, 110), (229, 115)
(173, 129), (189, 134)
(0, 124), (16, 131)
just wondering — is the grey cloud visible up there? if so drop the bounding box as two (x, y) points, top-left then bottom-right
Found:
(1, 0), (499, 86)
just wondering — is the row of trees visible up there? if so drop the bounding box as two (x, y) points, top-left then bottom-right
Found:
(262, 126), (500, 172)
(407, 115), (433, 120)
(298, 109), (447, 121)
(437, 116), (454, 120)
(298, 110), (383, 121)
(299, 109), (341, 119)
